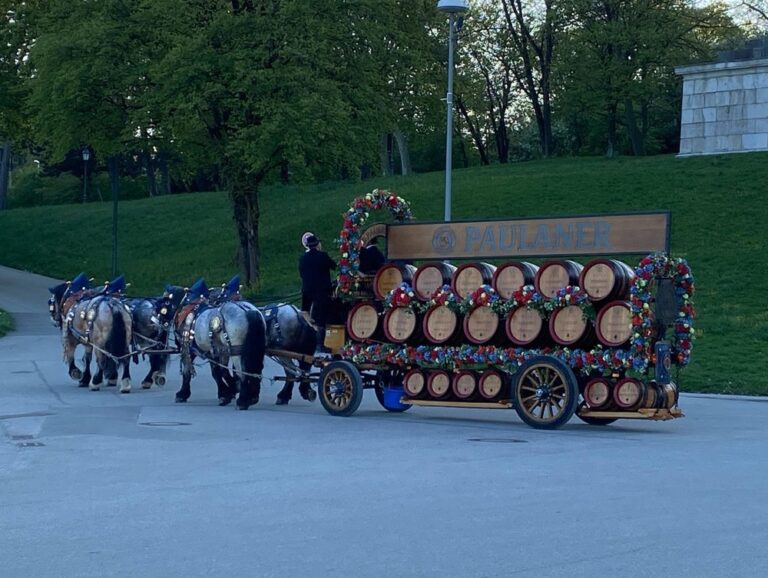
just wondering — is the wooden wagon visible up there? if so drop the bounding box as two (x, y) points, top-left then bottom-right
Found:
(307, 191), (694, 430)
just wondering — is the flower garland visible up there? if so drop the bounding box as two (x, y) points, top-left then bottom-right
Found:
(496, 284), (548, 316)
(420, 284), (461, 313)
(629, 253), (695, 372)
(458, 284), (501, 315)
(340, 342), (634, 376)
(383, 282), (419, 313)
(336, 189), (413, 296)
(544, 285), (596, 321)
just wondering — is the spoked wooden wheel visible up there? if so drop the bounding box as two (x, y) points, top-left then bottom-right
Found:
(512, 356), (579, 429)
(318, 361), (363, 417)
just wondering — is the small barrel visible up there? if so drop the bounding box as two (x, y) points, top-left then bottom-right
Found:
(548, 305), (595, 348)
(613, 377), (646, 410)
(505, 307), (547, 346)
(452, 370), (478, 400)
(403, 369), (427, 399)
(422, 305), (460, 344)
(583, 378), (613, 409)
(642, 381), (664, 410)
(451, 262), (497, 299)
(579, 259), (636, 303)
(492, 261), (539, 299)
(373, 263), (417, 301)
(462, 306), (501, 345)
(382, 307), (420, 344)
(426, 370), (452, 400)
(661, 382), (678, 409)
(345, 302), (380, 342)
(595, 301), (633, 347)
(478, 369), (505, 400)
(535, 260), (584, 299)
(413, 262), (457, 300)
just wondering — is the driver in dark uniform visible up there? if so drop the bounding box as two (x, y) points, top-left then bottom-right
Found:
(299, 235), (336, 353)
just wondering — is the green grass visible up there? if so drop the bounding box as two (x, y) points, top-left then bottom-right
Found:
(0, 309), (14, 337)
(1, 153), (767, 394)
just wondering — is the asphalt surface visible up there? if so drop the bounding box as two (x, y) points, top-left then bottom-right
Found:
(1, 264), (767, 577)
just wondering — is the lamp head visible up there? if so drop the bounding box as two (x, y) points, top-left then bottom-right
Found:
(437, 0), (469, 13)
(82, 147), (90, 161)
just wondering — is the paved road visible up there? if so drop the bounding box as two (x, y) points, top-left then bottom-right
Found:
(1, 264), (767, 577)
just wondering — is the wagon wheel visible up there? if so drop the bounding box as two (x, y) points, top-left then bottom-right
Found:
(374, 371), (411, 413)
(511, 356), (579, 429)
(318, 361), (364, 417)
(575, 402), (618, 426)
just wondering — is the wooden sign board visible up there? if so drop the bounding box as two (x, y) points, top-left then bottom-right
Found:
(386, 212), (670, 261)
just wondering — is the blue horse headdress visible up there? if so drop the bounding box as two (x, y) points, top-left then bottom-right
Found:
(69, 272), (91, 293)
(187, 278), (209, 301)
(221, 275), (241, 299)
(105, 275), (126, 294)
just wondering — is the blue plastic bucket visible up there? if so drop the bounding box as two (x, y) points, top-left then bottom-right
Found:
(382, 387), (411, 411)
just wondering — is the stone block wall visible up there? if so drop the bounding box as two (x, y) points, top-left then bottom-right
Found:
(675, 58), (768, 156)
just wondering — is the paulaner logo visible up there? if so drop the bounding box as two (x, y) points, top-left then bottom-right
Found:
(432, 226), (456, 254)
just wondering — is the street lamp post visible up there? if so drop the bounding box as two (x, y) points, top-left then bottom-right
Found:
(437, 0), (468, 223)
(81, 147), (90, 204)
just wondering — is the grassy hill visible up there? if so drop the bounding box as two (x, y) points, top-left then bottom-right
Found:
(1, 153), (766, 395)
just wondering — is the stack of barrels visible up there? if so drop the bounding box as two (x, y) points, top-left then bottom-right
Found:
(348, 257), (638, 350)
(344, 257), (641, 403)
(582, 377), (678, 412)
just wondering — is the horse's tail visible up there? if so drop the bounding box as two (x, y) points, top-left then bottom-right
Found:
(101, 303), (127, 379)
(243, 310), (266, 379)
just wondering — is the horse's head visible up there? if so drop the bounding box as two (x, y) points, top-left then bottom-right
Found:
(48, 282), (69, 328)
(157, 285), (186, 327)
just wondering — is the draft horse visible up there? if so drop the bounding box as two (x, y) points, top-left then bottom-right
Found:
(174, 281), (267, 410)
(48, 275), (134, 392)
(124, 285), (185, 389)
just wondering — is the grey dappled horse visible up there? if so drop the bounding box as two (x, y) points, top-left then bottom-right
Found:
(261, 303), (318, 404)
(125, 286), (184, 389)
(48, 283), (133, 392)
(174, 298), (267, 410)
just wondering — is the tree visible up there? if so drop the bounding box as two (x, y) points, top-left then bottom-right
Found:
(145, 0), (400, 287)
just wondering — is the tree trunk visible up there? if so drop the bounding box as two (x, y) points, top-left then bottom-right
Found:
(158, 152), (171, 195)
(393, 130), (412, 176)
(456, 96), (489, 165)
(145, 150), (157, 197)
(0, 142), (10, 210)
(605, 102), (619, 158)
(379, 133), (393, 176)
(624, 99), (645, 156)
(231, 182), (261, 288)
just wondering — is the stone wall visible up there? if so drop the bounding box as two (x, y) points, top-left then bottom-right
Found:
(675, 58), (768, 156)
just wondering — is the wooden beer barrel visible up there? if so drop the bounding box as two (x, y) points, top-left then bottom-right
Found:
(462, 306), (501, 345)
(661, 382), (678, 409)
(413, 262), (457, 300)
(579, 259), (636, 303)
(373, 263), (417, 300)
(403, 369), (427, 398)
(381, 307), (419, 344)
(478, 369), (505, 400)
(452, 370), (477, 400)
(642, 381), (664, 409)
(548, 305), (595, 347)
(345, 302), (380, 342)
(535, 260), (584, 298)
(583, 377), (613, 409)
(595, 301), (633, 347)
(451, 262), (497, 299)
(505, 307), (547, 346)
(613, 377), (646, 410)
(492, 261), (539, 299)
(426, 370), (452, 400)
(422, 305), (459, 344)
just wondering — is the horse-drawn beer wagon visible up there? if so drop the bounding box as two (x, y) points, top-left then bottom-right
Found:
(305, 189), (695, 430)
